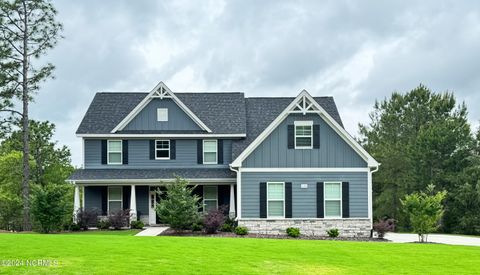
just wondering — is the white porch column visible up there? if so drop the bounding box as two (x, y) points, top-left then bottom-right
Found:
(229, 184), (236, 218)
(73, 183), (80, 222)
(130, 185), (137, 221)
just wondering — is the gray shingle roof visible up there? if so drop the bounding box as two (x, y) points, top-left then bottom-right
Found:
(68, 168), (235, 181)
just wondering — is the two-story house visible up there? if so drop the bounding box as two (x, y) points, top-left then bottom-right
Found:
(68, 82), (379, 237)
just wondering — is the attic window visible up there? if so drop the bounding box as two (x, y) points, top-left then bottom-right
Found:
(157, 108), (168, 121)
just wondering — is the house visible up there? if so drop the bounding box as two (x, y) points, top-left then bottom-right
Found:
(68, 82), (379, 237)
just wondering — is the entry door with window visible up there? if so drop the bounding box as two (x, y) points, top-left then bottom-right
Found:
(149, 191), (157, 225)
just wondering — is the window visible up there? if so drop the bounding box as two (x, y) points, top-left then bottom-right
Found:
(203, 140), (217, 164)
(324, 182), (342, 218)
(155, 140), (170, 159)
(267, 182), (284, 218)
(107, 140), (122, 165)
(108, 186), (123, 214)
(203, 186), (218, 212)
(157, 108), (168, 121)
(294, 121), (313, 149)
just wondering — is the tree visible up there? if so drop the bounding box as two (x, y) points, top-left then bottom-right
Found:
(359, 85), (474, 231)
(156, 177), (200, 231)
(0, 0), (63, 230)
(401, 185), (447, 242)
(0, 151), (25, 230)
(31, 183), (69, 233)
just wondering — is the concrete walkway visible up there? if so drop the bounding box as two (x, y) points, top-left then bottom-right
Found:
(135, 227), (169, 236)
(385, 232), (480, 246)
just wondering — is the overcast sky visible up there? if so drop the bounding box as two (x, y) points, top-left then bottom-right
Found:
(31, 0), (480, 166)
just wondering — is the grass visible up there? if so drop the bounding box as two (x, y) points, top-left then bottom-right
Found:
(0, 231), (479, 274)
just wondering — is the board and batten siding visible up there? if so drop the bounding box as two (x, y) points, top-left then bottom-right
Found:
(243, 113), (367, 168)
(123, 98), (202, 131)
(84, 139), (232, 169)
(241, 172), (368, 218)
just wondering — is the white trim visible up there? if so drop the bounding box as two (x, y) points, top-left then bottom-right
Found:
(157, 108), (168, 122)
(203, 139), (218, 165)
(203, 185), (218, 213)
(81, 186), (85, 208)
(267, 182), (285, 218)
(240, 167), (369, 173)
(111, 82), (212, 133)
(81, 138), (85, 169)
(107, 186), (123, 214)
(107, 140), (122, 165)
(324, 182), (342, 218)
(155, 139), (170, 160)
(70, 178), (236, 184)
(149, 190), (157, 225)
(294, 120), (313, 149)
(229, 166), (242, 219)
(231, 90), (379, 168)
(77, 133), (246, 138)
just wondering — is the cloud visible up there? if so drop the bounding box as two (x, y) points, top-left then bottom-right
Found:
(26, 0), (480, 166)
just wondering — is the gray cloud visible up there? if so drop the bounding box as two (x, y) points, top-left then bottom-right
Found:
(27, 0), (480, 166)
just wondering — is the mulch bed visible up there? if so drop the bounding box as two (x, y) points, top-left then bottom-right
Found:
(160, 228), (389, 242)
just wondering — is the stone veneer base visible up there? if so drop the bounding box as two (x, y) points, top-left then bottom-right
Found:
(238, 218), (371, 238)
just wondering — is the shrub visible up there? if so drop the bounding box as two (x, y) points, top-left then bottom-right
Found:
(191, 223), (203, 232)
(203, 205), (228, 234)
(76, 208), (99, 230)
(97, 220), (111, 230)
(401, 184), (447, 242)
(108, 209), (131, 230)
(326, 228), (339, 238)
(130, 220), (144, 229)
(156, 177), (200, 231)
(235, 226), (248, 235)
(286, 227), (300, 238)
(373, 218), (395, 238)
(221, 223), (233, 232)
(31, 184), (70, 233)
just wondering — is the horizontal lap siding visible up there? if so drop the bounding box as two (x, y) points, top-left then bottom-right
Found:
(84, 139), (232, 169)
(84, 186), (104, 212)
(243, 114), (367, 168)
(241, 172), (368, 218)
(136, 186), (149, 217)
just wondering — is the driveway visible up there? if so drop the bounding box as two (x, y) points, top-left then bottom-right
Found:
(385, 232), (480, 246)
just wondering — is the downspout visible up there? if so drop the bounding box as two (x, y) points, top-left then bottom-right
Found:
(229, 165), (241, 221)
(368, 164), (380, 237)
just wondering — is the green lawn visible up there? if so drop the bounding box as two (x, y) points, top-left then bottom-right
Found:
(0, 232), (479, 274)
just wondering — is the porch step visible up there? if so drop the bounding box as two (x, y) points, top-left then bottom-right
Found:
(135, 227), (169, 236)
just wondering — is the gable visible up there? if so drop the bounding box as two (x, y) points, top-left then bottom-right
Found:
(123, 98), (203, 132)
(243, 113), (367, 168)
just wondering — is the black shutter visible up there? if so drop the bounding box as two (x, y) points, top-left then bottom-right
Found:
(122, 140), (128, 164)
(191, 185), (203, 212)
(217, 140), (224, 164)
(313, 124), (320, 149)
(342, 182), (350, 218)
(197, 139), (203, 164)
(101, 186), (108, 215)
(287, 125), (294, 149)
(170, 140), (176, 160)
(218, 185), (230, 215)
(285, 182), (292, 218)
(101, 140), (107, 164)
(149, 140), (155, 160)
(317, 182), (324, 218)
(123, 186), (130, 210)
(259, 182), (267, 218)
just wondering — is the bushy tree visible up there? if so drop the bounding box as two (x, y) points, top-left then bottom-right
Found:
(401, 185), (447, 242)
(31, 183), (70, 233)
(203, 205), (227, 234)
(156, 177), (200, 231)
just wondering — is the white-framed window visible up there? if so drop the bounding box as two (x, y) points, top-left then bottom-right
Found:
(157, 108), (168, 121)
(294, 121), (313, 149)
(155, 140), (170, 159)
(324, 182), (342, 218)
(203, 140), (217, 164)
(108, 186), (123, 214)
(203, 186), (218, 212)
(267, 182), (285, 218)
(107, 140), (122, 165)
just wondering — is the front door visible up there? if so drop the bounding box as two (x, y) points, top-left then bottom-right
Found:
(149, 191), (157, 225)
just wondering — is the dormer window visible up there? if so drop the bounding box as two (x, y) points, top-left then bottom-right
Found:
(157, 108), (168, 121)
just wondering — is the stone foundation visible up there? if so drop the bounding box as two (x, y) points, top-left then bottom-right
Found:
(238, 218), (371, 237)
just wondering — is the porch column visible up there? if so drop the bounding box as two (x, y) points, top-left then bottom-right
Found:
(229, 184), (236, 218)
(130, 185), (137, 221)
(73, 183), (80, 222)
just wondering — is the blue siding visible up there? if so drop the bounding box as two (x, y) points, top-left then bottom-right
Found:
(84, 186), (103, 212)
(124, 98), (202, 131)
(243, 114), (367, 168)
(136, 186), (149, 217)
(241, 172), (368, 218)
(84, 139), (232, 169)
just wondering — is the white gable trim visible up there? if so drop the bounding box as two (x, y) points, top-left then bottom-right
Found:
(231, 90), (379, 168)
(110, 82), (212, 133)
